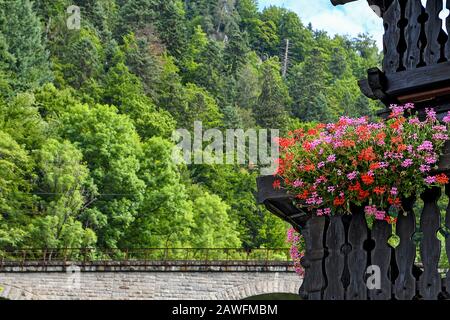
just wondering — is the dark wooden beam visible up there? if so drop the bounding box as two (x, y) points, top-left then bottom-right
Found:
(331, 0), (390, 8)
(367, 68), (389, 100)
(386, 62), (450, 97)
(397, 87), (450, 103)
(364, 62), (450, 107)
(331, 0), (392, 17)
(256, 175), (310, 231)
(362, 67), (398, 105)
(330, 0), (358, 5)
(358, 79), (377, 100)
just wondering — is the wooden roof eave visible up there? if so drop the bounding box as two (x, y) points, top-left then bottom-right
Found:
(331, 0), (390, 18)
(256, 175), (310, 232)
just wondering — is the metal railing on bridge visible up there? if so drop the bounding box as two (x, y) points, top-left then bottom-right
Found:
(0, 248), (293, 269)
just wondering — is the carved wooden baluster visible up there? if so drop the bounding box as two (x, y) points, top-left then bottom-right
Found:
(299, 221), (311, 300)
(324, 215), (345, 300)
(383, 0), (402, 73)
(404, 0), (424, 69)
(303, 215), (326, 300)
(370, 219), (392, 300)
(347, 207), (368, 300)
(425, 0), (444, 65)
(419, 187), (442, 300)
(446, 0), (450, 59)
(445, 185), (450, 296)
(340, 215), (352, 294)
(394, 196), (417, 300)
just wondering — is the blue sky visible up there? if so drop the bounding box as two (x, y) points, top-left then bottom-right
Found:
(258, 0), (384, 48)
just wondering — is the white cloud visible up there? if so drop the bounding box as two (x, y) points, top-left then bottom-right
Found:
(258, 0), (384, 49)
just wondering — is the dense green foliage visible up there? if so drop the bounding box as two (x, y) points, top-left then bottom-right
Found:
(0, 0), (381, 250)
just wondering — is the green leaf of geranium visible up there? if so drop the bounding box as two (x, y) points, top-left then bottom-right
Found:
(388, 234), (400, 248)
(389, 206), (399, 217)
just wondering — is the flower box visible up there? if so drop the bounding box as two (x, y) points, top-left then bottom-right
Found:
(257, 106), (450, 300)
(258, 174), (450, 300)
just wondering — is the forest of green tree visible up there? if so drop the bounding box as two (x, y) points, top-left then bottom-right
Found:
(0, 0), (382, 251)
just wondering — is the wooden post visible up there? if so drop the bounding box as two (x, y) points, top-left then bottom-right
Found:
(383, 0), (401, 73)
(394, 196), (417, 300)
(324, 215), (346, 300)
(419, 187), (442, 300)
(370, 219), (392, 300)
(299, 221), (311, 300)
(403, 0), (423, 70)
(424, 0), (444, 65)
(303, 215), (326, 300)
(446, 0), (450, 59)
(347, 207), (368, 300)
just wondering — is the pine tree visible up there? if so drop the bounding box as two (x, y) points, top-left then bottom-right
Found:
(0, 0), (52, 91)
(73, 0), (118, 37)
(236, 0), (259, 21)
(304, 92), (330, 123)
(121, 33), (163, 101)
(53, 28), (104, 89)
(278, 11), (313, 66)
(223, 25), (250, 74)
(222, 105), (243, 128)
(235, 51), (261, 110)
(153, 0), (187, 57)
(289, 47), (331, 121)
(115, 0), (157, 38)
(0, 34), (13, 96)
(253, 57), (290, 129)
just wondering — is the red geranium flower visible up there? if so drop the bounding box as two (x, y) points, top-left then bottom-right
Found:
(436, 174), (449, 185)
(370, 162), (381, 170)
(273, 180), (281, 189)
(302, 141), (313, 151)
(296, 190), (309, 200)
(361, 174), (375, 186)
(397, 144), (407, 153)
(390, 118), (405, 130)
(296, 191), (305, 200)
(374, 186), (386, 195)
(316, 123), (326, 130)
(358, 147), (377, 162)
(391, 136), (403, 144)
(279, 138), (296, 149)
(333, 196), (345, 206)
(356, 125), (371, 141)
(343, 140), (356, 148)
(358, 189), (370, 199)
(376, 132), (386, 141)
(385, 216), (398, 224)
(349, 182), (362, 192)
(388, 197), (401, 206)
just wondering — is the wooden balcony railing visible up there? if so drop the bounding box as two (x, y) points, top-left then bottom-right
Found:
(337, 0), (450, 109)
(257, 175), (450, 300)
